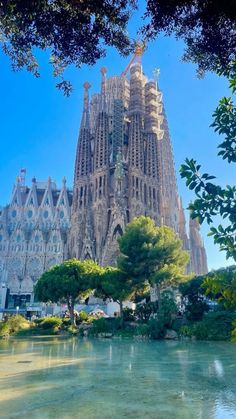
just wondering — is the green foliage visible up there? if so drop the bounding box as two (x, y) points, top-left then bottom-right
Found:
(202, 266), (236, 309)
(180, 276), (210, 321)
(67, 325), (79, 335)
(179, 325), (193, 338)
(37, 316), (62, 330)
(95, 266), (137, 310)
(123, 308), (135, 322)
(0, 0), (135, 94)
(135, 302), (158, 322)
(90, 318), (121, 336)
(118, 216), (189, 292)
(231, 322), (236, 342)
(180, 65), (236, 260)
(77, 311), (89, 323)
(143, 1), (236, 76)
(0, 315), (30, 337)
(160, 292), (178, 327)
(180, 310), (236, 341)
(147, 318), (165, 340)
(61, 318), (71, 328)
(135, 323), (150, 337)
(35, 258), (101, 325)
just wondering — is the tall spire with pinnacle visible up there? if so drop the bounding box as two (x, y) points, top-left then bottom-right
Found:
(74, 82), (92, 181)
(93, 67), (109, 170)
(128, 63), (145, 171)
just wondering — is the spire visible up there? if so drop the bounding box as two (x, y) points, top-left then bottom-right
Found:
(189, 214), (208, 274)
(81, 82), (91, 129)
(128, 63), (145, 170)
(93, 67), (109, 170)
(100, 67), (107, 111)
(74, 82), (92, 180)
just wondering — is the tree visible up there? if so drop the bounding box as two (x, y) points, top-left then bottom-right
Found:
(34, 258), (101, 325)
(118, 216), (189, 309)
(180, 63), (236, 261)
(202, 265), (236, 309)
(143, 0), (236, 76)
(179, 276), (209, 321)
(94, 266), (143, 321)
(0, 0), (135, 94)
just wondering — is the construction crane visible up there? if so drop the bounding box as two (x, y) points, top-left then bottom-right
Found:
(121, 41), (146, 77)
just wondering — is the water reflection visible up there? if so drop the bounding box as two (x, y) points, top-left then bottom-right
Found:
(0, 338), (235, 418)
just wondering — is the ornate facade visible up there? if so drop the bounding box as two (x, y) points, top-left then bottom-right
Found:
(0, 61), (208, 307)
(70, 63), (208, 272)
(0, 176), (72, 307)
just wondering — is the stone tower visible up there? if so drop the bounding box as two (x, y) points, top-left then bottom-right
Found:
(70, 61), (208, 274)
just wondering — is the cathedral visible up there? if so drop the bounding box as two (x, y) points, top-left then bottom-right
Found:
(0, 58), (208, 310)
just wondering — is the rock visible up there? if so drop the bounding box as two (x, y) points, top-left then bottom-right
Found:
(164, 329), (178, 340)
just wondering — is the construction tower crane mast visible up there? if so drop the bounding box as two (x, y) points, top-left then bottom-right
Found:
(121, 42), (145, 77)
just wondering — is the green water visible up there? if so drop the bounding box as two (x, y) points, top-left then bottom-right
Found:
(0, 338), (236, 419)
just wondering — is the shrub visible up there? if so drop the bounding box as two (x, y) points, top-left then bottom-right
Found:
(160, 292), (178, 328)
(0, 322), (10, 337)
(200, 310), (236, 341)
(231, 322), (236, 342)
(78, 310), (89, 322)
(148, 318), (165, 340)
(34, 318), (44, 325)
(0, 315), (30, 337)
(179, 325), (193, 338)
(180, 310), (236, 341)
(135, 323), (150, 337)
(192, 322), (208, 340)
(172, 317), (185, 332)
(38, 317), (62, 330)
(123, 308), (135, 322)
(68, 325), (79, 335)
(90, 318), (111, 335)
(135, 302), (159, 322)
(90, 317), (121, 335)
(62, 318), (71, 328)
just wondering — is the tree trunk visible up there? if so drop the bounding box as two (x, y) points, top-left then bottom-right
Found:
(67, 298), (75, 326)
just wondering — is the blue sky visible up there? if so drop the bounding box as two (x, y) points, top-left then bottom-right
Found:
(0, 8), (235, 271)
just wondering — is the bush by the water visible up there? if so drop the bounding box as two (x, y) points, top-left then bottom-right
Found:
(180, 310), (236, 341)
(0, 315), (30, 337)
(90, 317), (122, 335)
(231, 322), (236, 342)
(36, 317), (62, 330)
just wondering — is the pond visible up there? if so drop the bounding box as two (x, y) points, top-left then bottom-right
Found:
(0, 338), (235, 418)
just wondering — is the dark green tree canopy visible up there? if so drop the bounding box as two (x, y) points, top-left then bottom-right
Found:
(143, 0), (236, 75)
(118, 216), (189, 290)
(179, 276), (209, 321)
(0, 0), (135, 94)
(35, 258), (101, 324)
(1, 1), (235, 93)
(94, 266), (139, 309)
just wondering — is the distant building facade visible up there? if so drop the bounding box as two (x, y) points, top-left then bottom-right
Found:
(0, 176), (72, 309)
(0, 61), (208, 309)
